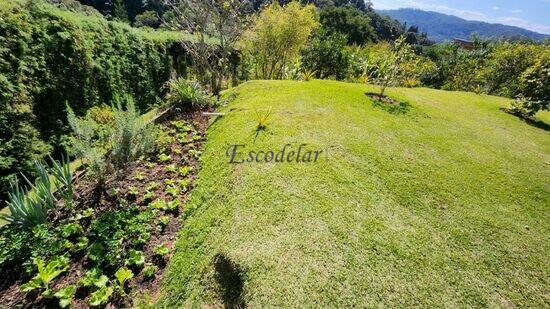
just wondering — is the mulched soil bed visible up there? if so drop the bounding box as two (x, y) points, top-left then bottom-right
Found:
(0, 108), (212, 308)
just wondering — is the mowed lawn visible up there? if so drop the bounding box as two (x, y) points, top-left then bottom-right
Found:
(157, 80), (549, 307)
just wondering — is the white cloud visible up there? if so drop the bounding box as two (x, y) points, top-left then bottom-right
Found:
(493, 17), (550, 34)
(492, 6), (499, 10)
(374, 0), (489, 20)
(372, 0), (550, 34)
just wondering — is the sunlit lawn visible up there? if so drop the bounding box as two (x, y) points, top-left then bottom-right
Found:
(157, 80), (549, 307)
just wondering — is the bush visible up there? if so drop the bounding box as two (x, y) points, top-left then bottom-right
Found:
(111, 96), (157, 168)
(367, 36), (415, 97)
(165, 78), (211, 108)
(66, 105), (110, 183)
(514, 51), (550, 116)
(301, 30), (351, 80)
(135, 10), (160, 28)
(0, 0), (184, 201)
(240, 2), (319, 80)
(483, 43), (540, 97)
(67, 95), (157, 183)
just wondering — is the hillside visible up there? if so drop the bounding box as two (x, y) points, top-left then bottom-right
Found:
(379, 8), (550, 42)
(156, 80), (550, 307)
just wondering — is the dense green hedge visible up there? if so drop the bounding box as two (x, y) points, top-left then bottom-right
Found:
(0, 1), (186, 201)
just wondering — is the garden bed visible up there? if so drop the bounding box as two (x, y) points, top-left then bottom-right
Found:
(0, 108), (211, 308)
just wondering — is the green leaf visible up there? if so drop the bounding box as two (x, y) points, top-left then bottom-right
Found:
(22, 257), (69, 292)
(154, 244), (170, 256)
(74, 236), (89, 251)
(60, 222), (83, 238)
(21, 277), (42, 292)
(142, 264), (158, 278)
(126, 249), (145, 266)
(54, 285), (76, 308)
(79, 268), (108, 288)
(115, 267), (134, 286)
(89, 285), (113, 306)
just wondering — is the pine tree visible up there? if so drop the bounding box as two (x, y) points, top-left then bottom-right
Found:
(112, 0), (129, 22)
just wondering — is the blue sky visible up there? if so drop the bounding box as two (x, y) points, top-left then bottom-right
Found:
(372, 0), (550, 34)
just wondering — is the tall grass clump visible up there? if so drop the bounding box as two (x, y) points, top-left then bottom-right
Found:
(165, 78), (212, 108)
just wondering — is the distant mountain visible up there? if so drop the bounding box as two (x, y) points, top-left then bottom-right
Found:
(378, 8), (549, 42)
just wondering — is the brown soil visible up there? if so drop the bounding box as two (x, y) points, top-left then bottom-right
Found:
(0, 108), (213, 308)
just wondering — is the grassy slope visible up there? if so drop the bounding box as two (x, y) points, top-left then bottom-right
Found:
(159, 80), (550, 307)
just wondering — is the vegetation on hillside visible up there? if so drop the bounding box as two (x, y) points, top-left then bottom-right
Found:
(0, 0), (185, 202)
(0, 0), (548, 307)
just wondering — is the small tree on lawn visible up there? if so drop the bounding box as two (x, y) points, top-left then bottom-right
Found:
(370, 35), (413, 98)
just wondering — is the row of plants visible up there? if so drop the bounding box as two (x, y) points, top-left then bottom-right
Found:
(0, 80), (212, 306)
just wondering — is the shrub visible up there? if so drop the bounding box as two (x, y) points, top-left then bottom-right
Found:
(111, 96), (157, 169)
(67, 95), (156, 183)
(483, 43), (540, 97)
(135, 10), (160, 28)
(165, 78), (211, 108)
(240, 2), (319, 80)
(514, 51), (550, 116)
(368, 36), (414, 97)
(301, 30), (351, 80)
(66, 105), (110, 183)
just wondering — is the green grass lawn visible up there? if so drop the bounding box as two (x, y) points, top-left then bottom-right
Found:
(156, 80), (550, 307)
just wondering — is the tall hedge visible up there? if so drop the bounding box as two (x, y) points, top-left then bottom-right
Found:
(0, 1), (186, 201)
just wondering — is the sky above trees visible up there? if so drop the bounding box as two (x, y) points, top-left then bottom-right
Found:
(372, 0), (550, 34)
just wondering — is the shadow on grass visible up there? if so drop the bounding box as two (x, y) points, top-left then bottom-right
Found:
(214, 253), (245, 309)
(366, 92), (411, 115)
(501, 108), (550, 132)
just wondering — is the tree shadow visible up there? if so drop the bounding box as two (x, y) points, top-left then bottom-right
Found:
(213, 253), (245, 309)
(501, 108), (550, 132)
(366, 92), (411, 115)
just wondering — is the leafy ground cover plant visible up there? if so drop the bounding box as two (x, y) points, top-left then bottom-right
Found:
(21, 257), (70, 297)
